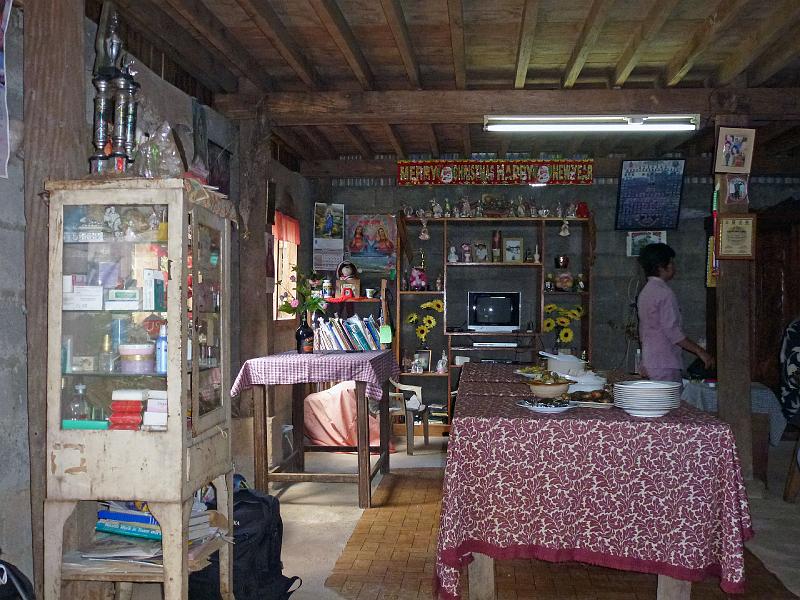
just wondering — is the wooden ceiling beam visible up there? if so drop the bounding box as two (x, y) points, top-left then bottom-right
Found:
(462, 125), (472, 158)
(749, 30), (800, 87)
(446, 0), (466, 89)
(428, 125), (440, 158)
(214, 88), (800, 123)
(272, 128), (315, 160)
(116, 0), (239, 93)
(716, 0), (800, 85)
(664, 0), (748, 87)
(301, 125), (339, 159)
(308, 0), (374, 90)
(343, 125), (373, 158)
(613, 0), (679, 87)
(379, 0), (421, 89)
(300, 156), (800, 178)
(235, 0), (323, 89)
(563, 0), (615, 89)
(384, 124), (406, 159)
(514, 0), (540, 89)
(765, 127), (800, 155)
(162, 0), (273, 90)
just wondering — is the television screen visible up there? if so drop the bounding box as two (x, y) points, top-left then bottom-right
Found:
(468, 292), (520, 332)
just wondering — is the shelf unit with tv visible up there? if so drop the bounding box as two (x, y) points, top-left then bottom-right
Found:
(395, 214), (595, 432)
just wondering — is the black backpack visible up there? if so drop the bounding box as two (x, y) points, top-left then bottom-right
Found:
(190, 488), (301, 600)
(0, 558), (35, 600)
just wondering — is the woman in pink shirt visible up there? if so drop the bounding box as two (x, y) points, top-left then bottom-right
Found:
(637, 243), (714, 382)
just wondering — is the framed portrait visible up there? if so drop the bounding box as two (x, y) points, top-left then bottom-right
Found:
(714, 127), (755, 174)
(716, 173), (749, 206)
(503, 237), (523, 263)
(414, 349), (432, 372)
(473, 240), (490, 262)
(716, 214), (756, 260)
(626, 230), (667, 257)
(615, 160), (685, 230)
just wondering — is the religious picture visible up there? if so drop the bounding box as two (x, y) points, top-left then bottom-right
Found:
(714, 127), (755, 174)
(345, 214), (397, 274)
(626, 230), (667, 258)
(313, 203), (345, 271)
(718, 173), (749, 206)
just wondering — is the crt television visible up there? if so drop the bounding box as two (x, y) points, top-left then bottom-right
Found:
(467, 291), (521, 332)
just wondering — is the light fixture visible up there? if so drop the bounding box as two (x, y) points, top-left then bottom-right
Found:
(483, 114), (699, 133)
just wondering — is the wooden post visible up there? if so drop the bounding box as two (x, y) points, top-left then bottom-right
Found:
(24, 1), (86, 595)
(714, 115), (754, 481)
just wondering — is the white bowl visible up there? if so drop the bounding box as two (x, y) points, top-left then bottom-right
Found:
(529, 381), (570, 398)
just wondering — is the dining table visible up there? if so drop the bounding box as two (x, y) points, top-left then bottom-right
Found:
(435, 363), (753, 599)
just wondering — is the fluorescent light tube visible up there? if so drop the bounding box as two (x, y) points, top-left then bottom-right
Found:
(483, 114), (699, 133)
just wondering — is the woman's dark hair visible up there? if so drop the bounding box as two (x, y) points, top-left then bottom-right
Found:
(638, 243), (675, 277)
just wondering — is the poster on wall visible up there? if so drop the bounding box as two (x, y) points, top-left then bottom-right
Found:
(626, 230), (667, 257)
(312, 202), (345, 271)
(615, 159), (685, 230)
(0, 0), (12, 179)
(345, 214), (396, 275)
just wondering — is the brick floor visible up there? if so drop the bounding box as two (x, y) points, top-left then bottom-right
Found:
(324, 469), (797, 600)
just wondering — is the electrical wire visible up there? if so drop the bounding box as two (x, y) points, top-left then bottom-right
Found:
(612, 274), (643, 372)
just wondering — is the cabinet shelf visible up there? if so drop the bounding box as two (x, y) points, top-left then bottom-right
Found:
(450, 346), (538, 352)
(62, 371), (167, 378)
(544, 290), (589, 296)
(446, 331), (539, 337)
(63, 239), (168, 246)
(399, 372), (448, 377)
(399, 290), (444, 295)
(446, 262), (541, 267)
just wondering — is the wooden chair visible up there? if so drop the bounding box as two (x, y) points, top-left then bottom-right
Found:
(388, 379), (430, 455)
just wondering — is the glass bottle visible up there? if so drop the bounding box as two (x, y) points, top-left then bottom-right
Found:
(98, 333), (115, 373)
(295, 312), (314, 354)
(66, 384), (90, 420)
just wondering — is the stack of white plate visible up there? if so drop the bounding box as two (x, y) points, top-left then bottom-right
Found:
(613, 380), (682, 417)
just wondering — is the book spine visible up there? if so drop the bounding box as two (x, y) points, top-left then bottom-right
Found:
(95, 521), (162, 540)
(97, 510), (159, 526)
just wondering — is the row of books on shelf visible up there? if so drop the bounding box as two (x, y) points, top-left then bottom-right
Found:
(314, 314), (383, 352)
(94, 499), (216, 542)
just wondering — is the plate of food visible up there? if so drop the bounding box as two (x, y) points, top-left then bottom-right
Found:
(517, 397), (573, 414)
(568, 389), (614, 408)
(514, 365), (547, 379)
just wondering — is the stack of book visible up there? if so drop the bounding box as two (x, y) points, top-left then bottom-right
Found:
(142, 390), (167, 431)
(95, 500), (217, 542)
(314, 314), (382, 352)
(108, 389), (146, 430)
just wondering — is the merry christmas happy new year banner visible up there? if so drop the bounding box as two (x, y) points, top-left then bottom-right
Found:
(397, 159), (594, 186)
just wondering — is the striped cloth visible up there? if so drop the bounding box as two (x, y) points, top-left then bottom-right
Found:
(230, 350), (400, 401)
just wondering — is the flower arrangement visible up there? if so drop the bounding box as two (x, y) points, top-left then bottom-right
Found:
(277, 266), (328, 317)
(542, 303), (584, 347)
(406, 299), (444, 345)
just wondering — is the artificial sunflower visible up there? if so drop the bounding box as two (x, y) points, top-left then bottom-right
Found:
(544, 303), (557, 314)
(556, 316), (571, 327)
(406, 312), (419, 324)
(429, 299), (445, 313)
(422, 315), (437, 329)
(572, 306), (584, 318)
(542, 318), (556, 332)
(568, 309), (582, 320)
(559, 327), (574, 343)
(415, 325), (429, 341)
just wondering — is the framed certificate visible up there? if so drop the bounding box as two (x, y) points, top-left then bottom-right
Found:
(716, 214), (756, 260)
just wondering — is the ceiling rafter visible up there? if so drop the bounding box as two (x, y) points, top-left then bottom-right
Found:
(664, 0), (748, 87)
(428, 125), (440, 158)
(765, 126), (800, 155)
(162, 0), (273, 90)
(235, 0), (323, 89)
(272, 128), (314, 160)
(756, 121), (800, 146)
(446, 0), (466, 89)
(115, 0), (238, 93)
(613, 0), (679, 87)
(716, 0), (800, 85)
(308, 0), (374, 90)
(562, 0), (615, 88)
(462, 125), (472, 158)
(301, 125), (339, 159)
(384, 124), (406, 158)
(379, 0), (421, 89)
(343, 125), (373, 158)
(749, 30), (800, 87)
(514, 0), (540, 89)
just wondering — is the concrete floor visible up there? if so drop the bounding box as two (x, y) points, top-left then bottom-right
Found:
(132, 435), (800, 599)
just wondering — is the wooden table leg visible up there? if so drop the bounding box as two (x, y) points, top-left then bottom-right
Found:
(355, 381), (371, 508)
(253, 385), (269, 492)
(468, 553), (495, 600)
(657, 575), (691, 599)
(292, 382), (306, 472)
(380, 384), (390, 474)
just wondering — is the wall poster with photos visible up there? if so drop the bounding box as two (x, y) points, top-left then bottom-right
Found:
(615, 159), (685, 230)
(714, 127), (755, 174)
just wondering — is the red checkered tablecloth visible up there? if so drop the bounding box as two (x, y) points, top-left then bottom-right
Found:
(436, 365), (753, 599)
(230, 350), (400, 401)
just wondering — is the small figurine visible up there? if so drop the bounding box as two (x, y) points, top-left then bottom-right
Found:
(524, 248), (534, 262)
(559, 219), (571, 237)
(400, 273), (408, 291)
(544, 272), (555, 292)
(410, 358), (424, 373)
(431, 198), (443, 218)
(448, 245), (459, 263)
(529, 200), (538, 218)
(475, 197), (484, 217)
(124, 220), (137, 241)
(567, 202), (578, 218)
(515, 196), (527, 218)
(436, 350), (448, 374)
(403, 204), (414, 217)
(538, 207), (550, 217)
(435, 273), (443, 291)
(148, 208), (159, 230)
(104, 206), (122, 235)
(409, 267), (427, 291)
(556, 272), (574, 291)
(575, 273), (586, 292)
(461, 196), (471, 218)
(444, 198), (452, 218)
(533, 244), (540, 264)
(461, 242), (472, 263)
(417, 210), (430, 240)
(555, 202), (564, 219)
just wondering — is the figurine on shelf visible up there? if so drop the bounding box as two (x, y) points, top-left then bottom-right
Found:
(559, 220), (570, 237)
(403, 204), (414, 217)
(461, 196), (471, 218)
(544, 272), (555, 292)
(575, 273), (586, 292)
(524, 248), (534, 262)
(475, 197), (484, 217)
(124, 220), (137, 241)
(556, 271), (574, 291)
(436, 350), (448, 374)
(431, 198), (443, 219)
(148, 208), (159, 231)
(555, 202), (564, 219)
(444, 198), (452, 217)
(448, 245), (459, 263)
(400, 273), (409, 291)
(410, 250), (427, 291)
(575, 201), (590, 218)
(567, 202), (578, 218)
(533, 243), (541, 263)
(461, 242), (472, 263)
(104, 206), (122, 236)
(435, 273), (443, 291)
(529, 200), (538, 218)
(417, 209), (430, 241)
(515, 196), (527, 218)
(538, 207), (550, 217)
(410, 357), (424, 373)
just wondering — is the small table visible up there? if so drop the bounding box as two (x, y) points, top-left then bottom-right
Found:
(231, 350), (399, 508)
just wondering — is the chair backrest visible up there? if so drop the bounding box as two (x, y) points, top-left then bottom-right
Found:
(388, 378), (423, 405)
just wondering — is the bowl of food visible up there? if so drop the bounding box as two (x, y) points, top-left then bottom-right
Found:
(528, 372), (571, 398)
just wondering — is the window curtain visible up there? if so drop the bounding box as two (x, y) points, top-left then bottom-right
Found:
(273, 212), (301, 245)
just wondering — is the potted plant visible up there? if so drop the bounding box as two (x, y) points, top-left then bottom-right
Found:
(278, 267), (329, 354)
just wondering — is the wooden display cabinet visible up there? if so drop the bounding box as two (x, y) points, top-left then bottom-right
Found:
(44, 179), (234, 600)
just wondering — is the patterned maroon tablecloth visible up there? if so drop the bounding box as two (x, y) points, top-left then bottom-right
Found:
(230, 350), (400, 401)
(435, 372), (753, 598)
(458, 362), (526, 383)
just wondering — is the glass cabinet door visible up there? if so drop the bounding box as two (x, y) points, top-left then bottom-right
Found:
(60, 203), (171, 431)
(189, 206), (225, 433)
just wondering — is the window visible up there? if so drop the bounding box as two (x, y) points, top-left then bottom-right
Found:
(272, 212), (301, 320)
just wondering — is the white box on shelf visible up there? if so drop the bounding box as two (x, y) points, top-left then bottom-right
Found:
(143, 411), (168, 427)
(146, 397), (168, 413)
(62, 286), (104, 311)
